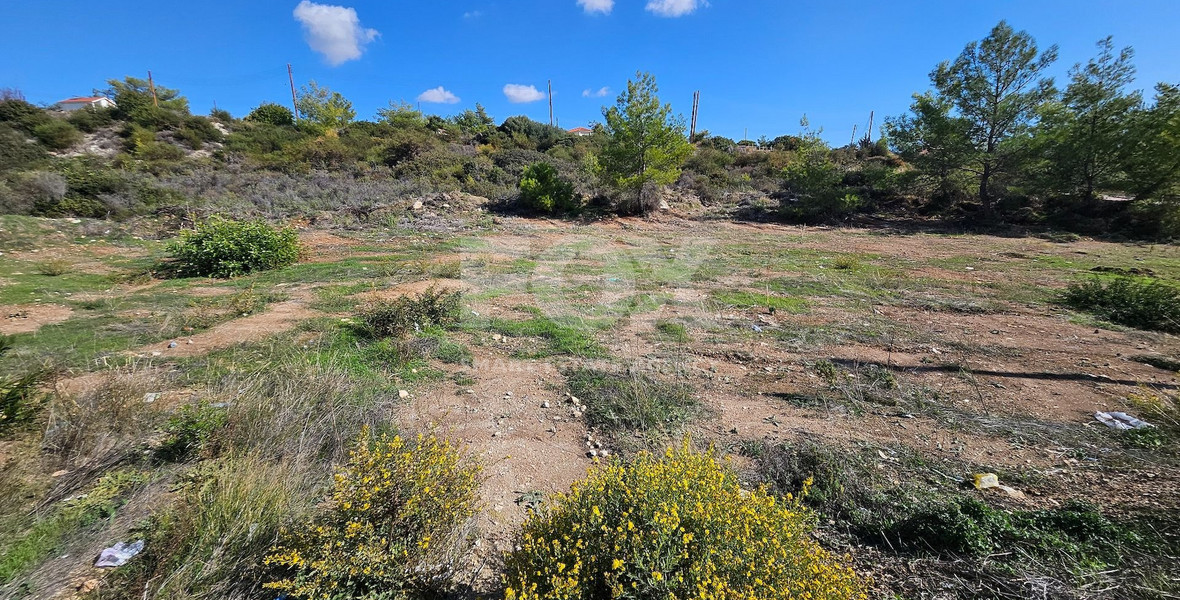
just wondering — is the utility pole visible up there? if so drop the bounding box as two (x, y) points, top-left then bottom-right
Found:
(548, 79), (554, 127)
(689, 91), (700, 141)
(147, 71), (158, 107)
(287, 63), (299, 119)
(867, 110), (874, 143)
(849, 124), (858, 147)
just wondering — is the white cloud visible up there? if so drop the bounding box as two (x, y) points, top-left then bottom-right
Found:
(417, 86), (460, 104)
(645, 0), (706, 17)
(582, 87), (610, 98)
(577, 0), (614, 14)
(293, 1), (379, 66)
(463, 10), (483, 19)
(503, 84), (546, 103)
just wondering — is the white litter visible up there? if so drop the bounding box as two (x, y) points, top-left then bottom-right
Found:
(1094, 411), (1153, 430)
(95, 540), (144, 568)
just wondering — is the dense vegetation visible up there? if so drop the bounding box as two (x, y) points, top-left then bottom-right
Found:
(0, 20), (1177, 237)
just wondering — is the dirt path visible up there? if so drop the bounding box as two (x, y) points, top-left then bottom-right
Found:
(131, 288), (318, 359)
(397, 346), (593, 569)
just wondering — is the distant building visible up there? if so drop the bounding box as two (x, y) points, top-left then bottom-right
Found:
(568, 127), (593, 137)
(55, 97), (116, 112)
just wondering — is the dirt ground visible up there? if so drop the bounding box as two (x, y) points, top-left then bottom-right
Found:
(4, 216), (1179, 599)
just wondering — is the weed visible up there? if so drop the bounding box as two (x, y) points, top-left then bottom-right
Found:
(119, 455), (316, 600)
(713, 290), (809, 314)
(35, 259), (71, 276)
(813, 359), (839, 383)
(1060, 277), (1180, 333)
(154, 402), (228, 463)
(358, 287), (462, 339)
(485, 313), (607, 358)
(831, 255), (859, 270)
(566, 368), (700, 435)
(265, 428), (481, 600)
(433, 338), (473, 365)
(1130, 354), (1180, 373)
(0, 470), (145, 584)
(0, 369), (46, 433)
(653, 320), (689, 343)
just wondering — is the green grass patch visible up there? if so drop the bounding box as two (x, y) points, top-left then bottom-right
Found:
(566, 367), (700, 435)
(0, 470), (146, 584)
(478, 308), (609, 358)
(712, 290), (809, 314)
(653, 320), (690, 343)
(1059, 277), (1180, 333)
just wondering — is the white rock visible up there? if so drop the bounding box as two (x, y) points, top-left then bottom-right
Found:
(398, 390), (410, 399)
(541, 400), (550, 408)
(412, 200), (424, 210)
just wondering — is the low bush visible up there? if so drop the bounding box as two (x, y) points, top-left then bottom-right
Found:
(265, 429), (481, 600)
(154, 402), (229, 463)
(357, 287), (462, 338)
(0, 369), (46, 434)
(167, 217), (300, 278)
(245, 103), (295, 127)
(66, 106), (115, 133)
(503, 442), (866, 600)
(519, 162), (578, 213)
(32, 119), (82, 150)
(1060, 277), (1180, 333)
(566, 368), (699, 435)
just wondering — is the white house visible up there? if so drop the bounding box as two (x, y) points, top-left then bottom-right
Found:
(55, 96), (116, 112)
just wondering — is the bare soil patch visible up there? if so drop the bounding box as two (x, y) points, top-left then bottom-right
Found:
(1, 303), (74, 334)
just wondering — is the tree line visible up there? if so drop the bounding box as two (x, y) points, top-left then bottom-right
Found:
(0, 20), (1177, 238)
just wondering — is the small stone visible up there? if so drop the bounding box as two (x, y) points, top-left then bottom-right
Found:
(492, 333), (502, 341)
(568, 395), (580, 404)
(412, 200), (424, 210)
(587, 449), (599, 458)
(51, 469), (69, 477)
(398, 390), (410, 399)
(187, 338), (194, 344)
(504, 391), (513, 397)
(541, 400), (550, 409)
(599, 449), (610, 458)
(143, 393), (161, 403)
(151, 351), (162, 357)
(167, 341), (178, 348)
(493, 431), (502, 438)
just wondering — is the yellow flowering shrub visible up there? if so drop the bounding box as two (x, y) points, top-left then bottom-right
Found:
(503, 442), (866, 600)
(265, 428), (481, 600)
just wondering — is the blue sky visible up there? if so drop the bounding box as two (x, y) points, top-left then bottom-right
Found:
(3, 1), (1179, 144)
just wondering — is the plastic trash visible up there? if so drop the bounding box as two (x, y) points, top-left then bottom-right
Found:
(973, 473), (999, 490)
(972, 473), (1026, 499)
(1094, 411), (1153, 430)
(751, 325), (763, 333)
(95, 540), (144, 568)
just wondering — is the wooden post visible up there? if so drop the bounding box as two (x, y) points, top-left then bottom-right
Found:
(548, 79), (554, 127)
(689, 91), (700, 141)
(147, 71), (158, 107)
(867, 110), (874, 143)
(288, 63), (299, 119)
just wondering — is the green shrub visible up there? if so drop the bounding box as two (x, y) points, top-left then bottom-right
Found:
(265, 429), (481, 600)
(67, 106), (115, 133)
(0, 369), (45, 433)
(32, 119), (82, 150)
(503, 442), (866, 600)
(566, 368), (699, 435)
(167, 217), (301, 278)
(245, 103), (295, 127)
(1060, 277), (1180, 333)
(357, 288), (463, 339)
(155, 402), (229, 463)
(519, 162), (578, 213)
